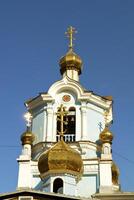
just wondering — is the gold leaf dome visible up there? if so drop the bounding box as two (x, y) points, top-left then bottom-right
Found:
(59, 49), (83, 75)
(99, 127), (114, 143)
(21, 130), (35, 145)
(38, 140), (83, 179)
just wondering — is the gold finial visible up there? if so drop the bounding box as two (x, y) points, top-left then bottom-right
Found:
(56, 104), (68, 141)
(65, 26), (77, 50)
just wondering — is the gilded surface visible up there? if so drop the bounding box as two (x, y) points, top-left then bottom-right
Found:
(38, 140), (83, 178)
(56, 104), (68, 140)
(60, 49), (82, 75)
(65, 26), (77, 49)
(21, 131), (35, 145)
(59, 26), (82, 75)
(111, 162), (120, 185)
(99, 127), (113, 143)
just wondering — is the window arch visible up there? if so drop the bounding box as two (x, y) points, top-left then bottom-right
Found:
(53, 178), (63, 194)
(69, 107), (75, 111)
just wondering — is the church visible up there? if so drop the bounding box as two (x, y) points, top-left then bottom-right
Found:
(0, 27), (134, 200)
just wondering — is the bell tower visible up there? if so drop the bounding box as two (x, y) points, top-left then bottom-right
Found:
(17, 27), (120, 198)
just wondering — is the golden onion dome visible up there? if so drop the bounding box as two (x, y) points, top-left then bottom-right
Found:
(99, 127), (113, 143)
(59, 49), (83, 75)
(38, 140), (83, 179)
(21, 130), (35, 145)
(111, 162), (120, 185)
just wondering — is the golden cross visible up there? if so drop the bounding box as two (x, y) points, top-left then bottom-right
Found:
(65, 26), (77, 50)
(56, 104), (68, 141)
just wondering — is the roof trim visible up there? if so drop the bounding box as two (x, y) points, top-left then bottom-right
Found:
(0, 189), (81, 199)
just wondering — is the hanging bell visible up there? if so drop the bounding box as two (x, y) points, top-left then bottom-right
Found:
(71, 116), (75, 122)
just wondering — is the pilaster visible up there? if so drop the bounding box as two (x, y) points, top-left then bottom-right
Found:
(17, 155), (31, 189)
(99, 159), (113, 193)
(80, 102), (87, 140)
(46, 103), (54, 141)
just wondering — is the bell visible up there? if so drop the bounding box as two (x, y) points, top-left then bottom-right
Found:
(66, 117), (68, 122)
(71, 117), (75, 122)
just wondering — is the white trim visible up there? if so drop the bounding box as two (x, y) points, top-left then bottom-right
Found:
(19, 196), (33, 200)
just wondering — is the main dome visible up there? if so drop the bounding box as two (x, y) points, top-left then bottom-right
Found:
(38, 140), (83, 179)
(59, 49), (83, 75)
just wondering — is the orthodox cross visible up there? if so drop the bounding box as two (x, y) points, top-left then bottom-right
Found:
(56, 104), (68, 141)
(65, 26), (77, 50)
(98, 122), (103, 132)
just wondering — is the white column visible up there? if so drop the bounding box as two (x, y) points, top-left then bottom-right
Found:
(80, 102), (87, 140)
(52, 112), (57, 142)
(75, 107), (81, 141)
(63, 70), (79, 81)
(46, 103), (53, 141)
(99, 160), (113, 193)
(17, 156), (31, 189)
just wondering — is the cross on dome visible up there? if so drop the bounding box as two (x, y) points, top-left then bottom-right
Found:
(65, 26), (77, 50)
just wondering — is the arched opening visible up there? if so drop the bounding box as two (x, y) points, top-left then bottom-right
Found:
(65, 107), (76, 142)
(104, 146), (109, 154)
(53, 178), (63, 194)
(56, 107), (76, 142)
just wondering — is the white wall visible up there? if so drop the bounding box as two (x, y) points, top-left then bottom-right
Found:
(32, 109), (47, 144)
(86, 103), (104, 142)
(77, 175), (98, 197)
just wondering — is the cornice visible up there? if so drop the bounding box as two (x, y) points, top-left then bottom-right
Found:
(93, 192), (134, 200)
(25, 76), (112, 111)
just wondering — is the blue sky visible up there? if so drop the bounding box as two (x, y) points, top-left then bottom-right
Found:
(0, 0), (134, 193)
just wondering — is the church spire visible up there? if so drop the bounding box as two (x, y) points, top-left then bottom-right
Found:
(59, 26), (83, 81)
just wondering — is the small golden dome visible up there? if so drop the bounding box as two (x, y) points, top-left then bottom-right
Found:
(38, 140), (83, 179)
(112, 162), (120, 185)
(99, 127), (113, 143)
(21, 130), (35, 145)
(59, 49), (83, 75)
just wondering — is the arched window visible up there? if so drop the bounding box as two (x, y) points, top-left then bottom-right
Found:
(104, 146), (109, 154)
(56, 107), (76, 142)
(53, 178), (63, 194)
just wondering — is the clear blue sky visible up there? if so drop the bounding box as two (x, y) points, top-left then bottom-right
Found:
(0, 0), (134, 193)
